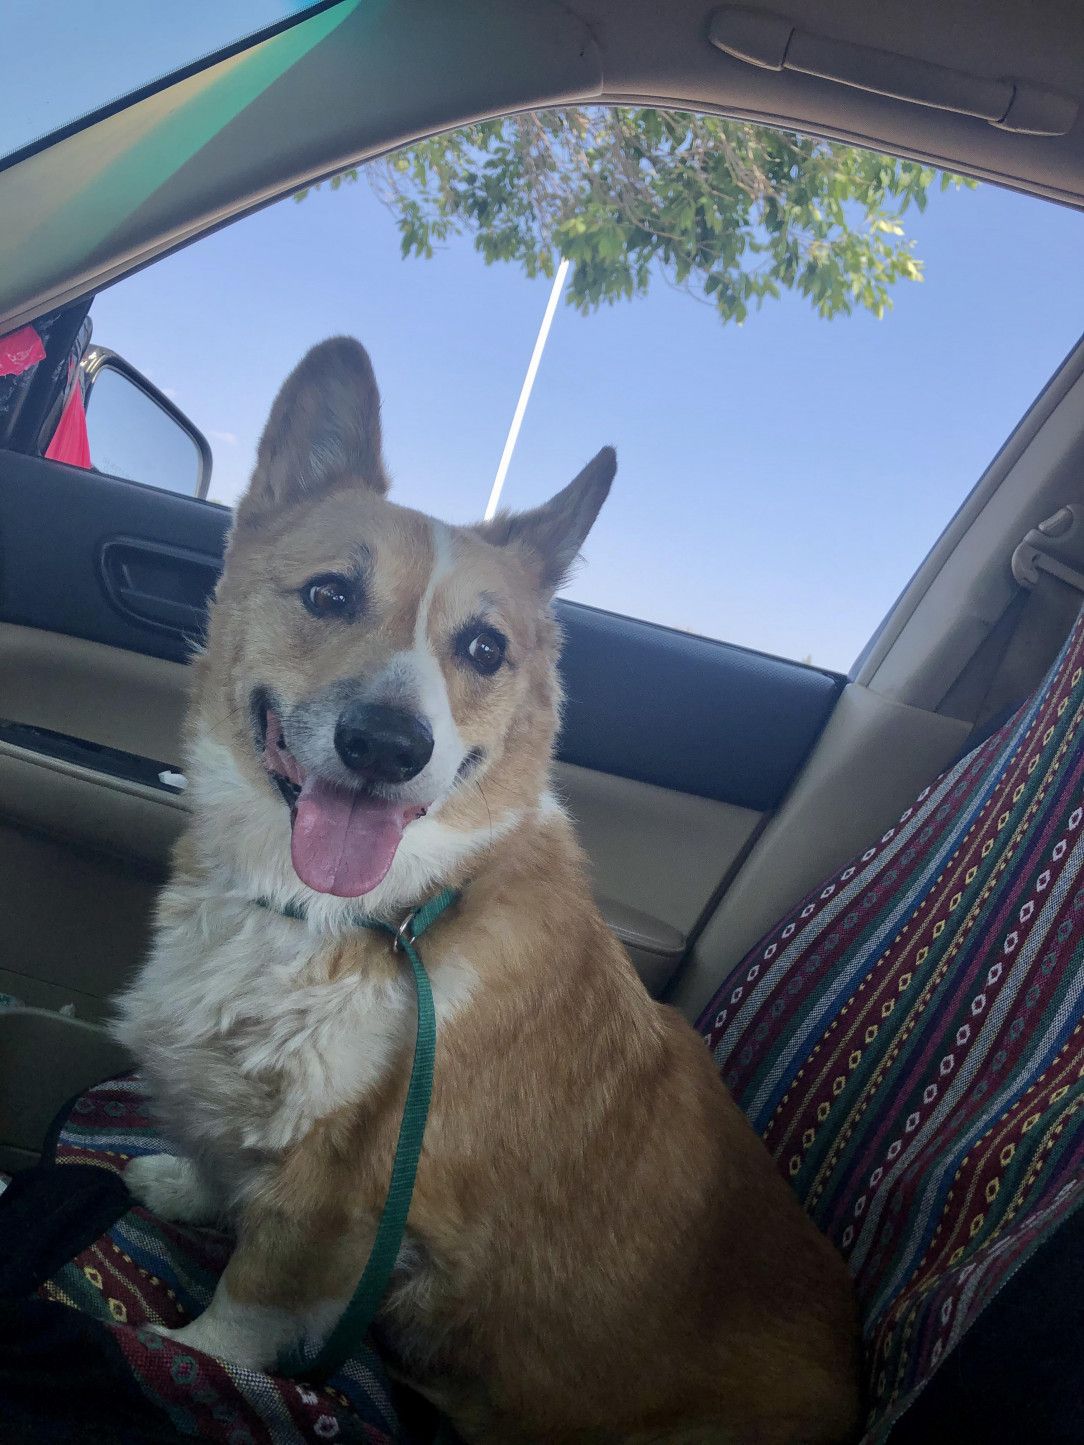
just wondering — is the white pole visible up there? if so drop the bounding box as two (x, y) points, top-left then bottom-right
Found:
(483, 256), (570, 521)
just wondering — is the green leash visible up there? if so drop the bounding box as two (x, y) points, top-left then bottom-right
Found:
(263, 885), (458, 1383)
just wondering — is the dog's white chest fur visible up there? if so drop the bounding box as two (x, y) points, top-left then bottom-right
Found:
(114, 886), (472, 1201)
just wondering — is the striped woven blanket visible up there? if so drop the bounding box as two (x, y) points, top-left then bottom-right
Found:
(700, 608), (1084, 1439)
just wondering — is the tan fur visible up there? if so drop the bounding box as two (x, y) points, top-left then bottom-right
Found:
(117, 339), (860, 1444)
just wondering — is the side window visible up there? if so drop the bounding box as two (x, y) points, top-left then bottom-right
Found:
(43, 108), (1084, 670)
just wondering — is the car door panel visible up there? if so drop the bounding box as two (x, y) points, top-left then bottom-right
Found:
(0, 454), (226, 664)
(558, 604), (841, 809)
(0, 447), (844, 1024)
(0, 621), (764, 1013)
(0, 454), (843, 800)
(0, 819), (157, 1022)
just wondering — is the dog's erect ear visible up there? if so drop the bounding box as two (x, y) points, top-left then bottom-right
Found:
(481, 447), (616, 594)
(238, 337), (388, 521)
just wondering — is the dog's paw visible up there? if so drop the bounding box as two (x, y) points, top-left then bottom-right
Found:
(147, 1305), (305, 1371)
(147, 1317), (266, 1369)
(124, 1153), (218, 1225)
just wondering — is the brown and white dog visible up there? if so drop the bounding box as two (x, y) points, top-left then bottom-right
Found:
(115, 339), (860, 1444)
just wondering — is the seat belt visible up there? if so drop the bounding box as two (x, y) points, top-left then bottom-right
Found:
(953, 506), (1084, 755)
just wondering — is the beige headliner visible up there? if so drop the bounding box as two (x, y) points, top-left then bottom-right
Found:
(3, 0), (1084, 332)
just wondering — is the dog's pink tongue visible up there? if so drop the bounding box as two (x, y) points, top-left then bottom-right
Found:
(291, 777), (411, 897)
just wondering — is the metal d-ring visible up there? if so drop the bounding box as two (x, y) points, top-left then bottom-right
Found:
(393, 911), (417, 953)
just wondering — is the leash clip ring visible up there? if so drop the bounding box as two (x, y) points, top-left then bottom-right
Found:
(393, 910), (417, 953)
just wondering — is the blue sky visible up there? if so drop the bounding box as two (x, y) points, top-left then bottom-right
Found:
(86, 171), (1084, 669)
(6, 5), (1084, 669)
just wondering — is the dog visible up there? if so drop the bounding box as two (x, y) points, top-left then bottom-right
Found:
(115, 338), (860, 1444)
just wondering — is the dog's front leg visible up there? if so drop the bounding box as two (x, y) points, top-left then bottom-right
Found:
(156, 1202), (364, 1372)
(125, 1153), (220, 1225)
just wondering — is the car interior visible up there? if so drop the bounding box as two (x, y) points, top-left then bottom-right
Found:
(1, 1), (1082, 1438)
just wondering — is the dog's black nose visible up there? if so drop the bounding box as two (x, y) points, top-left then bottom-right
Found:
(334, 704), (434, 784)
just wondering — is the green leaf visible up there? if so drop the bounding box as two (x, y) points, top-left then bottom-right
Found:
(296, 108), (976, 327)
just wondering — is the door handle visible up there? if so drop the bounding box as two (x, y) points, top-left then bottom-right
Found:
(99, 536), (220, 640)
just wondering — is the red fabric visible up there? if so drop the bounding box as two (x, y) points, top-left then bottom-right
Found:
(44, 375), (92, 469)
(0, 324), (46, 377)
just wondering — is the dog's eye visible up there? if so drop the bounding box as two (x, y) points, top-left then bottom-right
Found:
(461, 627), (507, 676)
(301, 573), (357, 619)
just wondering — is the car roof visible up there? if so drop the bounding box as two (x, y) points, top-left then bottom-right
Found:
(3, 0), (1083, 330)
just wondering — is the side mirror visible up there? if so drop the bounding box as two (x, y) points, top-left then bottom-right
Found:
(82, 346), (212, 499)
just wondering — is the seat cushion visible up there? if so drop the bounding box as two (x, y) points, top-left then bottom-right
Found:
(698, 610), (1084, 1440)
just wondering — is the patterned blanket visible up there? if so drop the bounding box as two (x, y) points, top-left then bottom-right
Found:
(700, 609), (1084, 1439)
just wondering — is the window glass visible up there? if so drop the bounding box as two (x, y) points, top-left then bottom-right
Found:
(85, 111), (1084, 670)
(1, 0), (334, 163)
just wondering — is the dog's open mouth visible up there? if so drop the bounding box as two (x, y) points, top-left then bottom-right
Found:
(258, 702), (427, 899)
